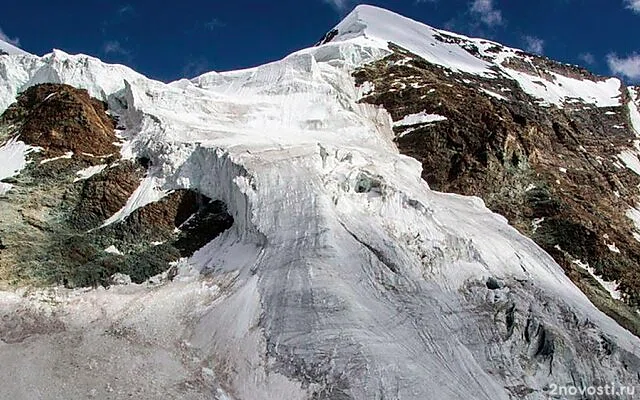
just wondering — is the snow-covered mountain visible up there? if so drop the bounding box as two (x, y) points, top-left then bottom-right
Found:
(1, 5), (639, 400)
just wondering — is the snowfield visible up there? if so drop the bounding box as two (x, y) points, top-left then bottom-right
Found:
(1, 5), (639, 400)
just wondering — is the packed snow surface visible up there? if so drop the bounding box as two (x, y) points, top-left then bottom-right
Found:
(617, 140), (640, 176)
(0, 39), (30, 56)
(0, 137), (36, 195)
(0, 5), (639, 400)
(629, 87), (640, 136)
(501, 68), (621, 107)
(73, 164), (108, 182)
(480, 87), (508, 101)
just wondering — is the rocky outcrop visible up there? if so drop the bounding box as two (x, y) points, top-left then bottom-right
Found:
(355, 43), (640, 336)
(0, 84), (233, 288)
(1, 83), (119, 157)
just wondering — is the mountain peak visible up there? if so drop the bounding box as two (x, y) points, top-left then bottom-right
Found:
(327, 5), (496, 76)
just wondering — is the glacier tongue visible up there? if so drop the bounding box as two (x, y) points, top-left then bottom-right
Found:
(1, 6), (640, 400)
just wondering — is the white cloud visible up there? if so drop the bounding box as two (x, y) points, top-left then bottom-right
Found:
(324, 0), (350, 12)
(0, 27), (20, 46)
(579, 52), (596, 65)
(523, 36), (544, 54)
(470, 0), (504, 27)
(607, 53), (640, 81)
(624, 0), (640, 13)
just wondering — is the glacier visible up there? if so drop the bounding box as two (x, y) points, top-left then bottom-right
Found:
(0, 5), (639, 400)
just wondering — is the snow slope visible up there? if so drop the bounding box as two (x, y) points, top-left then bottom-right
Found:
(629, 87), (640, 136)
(0, 39), (30, 56)
(0, 137), (36, 195)
(1, 5), (639, 400)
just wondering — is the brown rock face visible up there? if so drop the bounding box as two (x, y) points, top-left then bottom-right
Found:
(0, 83), (233, 288)
(70, 162), (146, 230)
(355, 44), (640, 336)
(126, 190), (205, 231)
(1, 83), (118, 157)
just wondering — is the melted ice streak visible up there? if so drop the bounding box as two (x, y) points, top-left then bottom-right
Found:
(1, 5), (640, 400)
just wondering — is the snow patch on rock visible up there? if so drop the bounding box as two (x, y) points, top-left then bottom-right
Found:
(74, 164), (108, 182)
(100, 176), (168, 228)
(393, 111), (447, 127)
(0, 137), (37, 195)
(573, 259), (622, 300)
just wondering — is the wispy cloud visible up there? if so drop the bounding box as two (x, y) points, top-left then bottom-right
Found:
(624, 0), (640, 13)
(607, 53), (640, 81)
(118, 4), (134, 15)
(103, 40), (129, 56)
(324, 0), (350, 12)
(0, 27), (20, 46)
(470, 0), (504, 27)
(523, 36), (544, 54)
(579, 52), (596, 65)
(181, 57), (211, 78)
(204, 18), (225, 30)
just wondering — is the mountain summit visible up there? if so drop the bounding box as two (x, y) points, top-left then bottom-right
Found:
(0, 5), (639, 400)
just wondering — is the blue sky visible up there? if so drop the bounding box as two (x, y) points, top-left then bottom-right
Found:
(1, 0), (639, 83)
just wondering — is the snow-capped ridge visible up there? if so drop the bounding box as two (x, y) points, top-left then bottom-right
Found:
(327, 4), (622, 108)
(0, 39), (31, 57)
